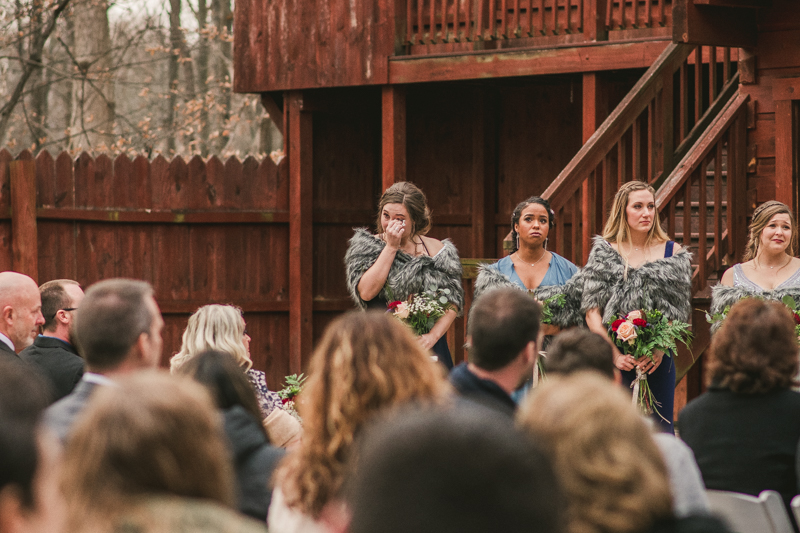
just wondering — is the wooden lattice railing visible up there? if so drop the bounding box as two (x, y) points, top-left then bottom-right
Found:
(403, 0), (671, 46)
(541, 43), (738, 266)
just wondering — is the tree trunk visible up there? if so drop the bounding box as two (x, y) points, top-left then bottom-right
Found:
(69, 0), (115, 151)
(195, 0), (209, 156)
(211, 0), (232, 154)
(165, 0), (182, 154)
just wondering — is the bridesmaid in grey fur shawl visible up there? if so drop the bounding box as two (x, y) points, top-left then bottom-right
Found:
(710, 201), (800, 333)
(579, 181), (692, 434)
(344, 182), (464, 370)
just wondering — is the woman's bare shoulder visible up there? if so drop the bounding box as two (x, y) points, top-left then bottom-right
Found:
(719, 266), (735, 287)
(420, 235), (444, 256)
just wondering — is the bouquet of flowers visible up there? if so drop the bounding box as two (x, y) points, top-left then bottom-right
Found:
(608, 309), (692, 420)
(780, 295), (800, 340)
(277, 373), (307, 421)
(539, 293), (566, 326)
(387, 286), (453, 336)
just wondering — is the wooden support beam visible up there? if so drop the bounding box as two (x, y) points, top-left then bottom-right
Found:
(381, 85), (407, 191)
(774, 100), (794, 209)
(286, 92), (313, 374)
(389, 39), (671, 84)
(471, 87), (497, 259)
(581, 72), (607, 264)
(9, 160), (38, 281)
(260, 93), (284, 135)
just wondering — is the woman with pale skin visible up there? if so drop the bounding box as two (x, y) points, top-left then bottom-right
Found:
(719, 201), (800, 289)
(580, 181), (692, 433)
(345, 182), (464, 369)
(709, 201), (800, 341)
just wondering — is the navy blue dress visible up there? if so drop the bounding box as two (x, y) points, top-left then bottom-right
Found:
(620, 240), (677, 434)
(365, 295), (453, 370)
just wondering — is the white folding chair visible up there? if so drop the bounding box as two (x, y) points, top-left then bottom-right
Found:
(706, 489), (794, 533)
(791, 495), (800, 529)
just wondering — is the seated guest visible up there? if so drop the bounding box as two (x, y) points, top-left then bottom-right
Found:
(170, 305), (284, 419)
(44, 279), (164, 442)
(545, 329), (617, 381)
(545, 329), (710, 518)
(21, 280), (85, 402)
(269, 311), (448, 533)
(343, 405), (564, 533)
(0, 271), (45, 359)
(518, 373), (728, 533)
(61, 371), (267, 533)
(679, 298), (800, 525)
(450, 287), (540, 416)
(178, 349), (285, 521)
(0, 360), (66, 533)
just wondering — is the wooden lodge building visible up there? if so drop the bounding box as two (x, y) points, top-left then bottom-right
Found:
(232, 0), (799, 415)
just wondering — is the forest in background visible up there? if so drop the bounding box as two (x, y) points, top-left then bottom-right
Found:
(0, 0), (282, 159)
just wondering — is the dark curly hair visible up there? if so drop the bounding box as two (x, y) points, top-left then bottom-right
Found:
(510, 196), (555, 253)
(709, 298), (799, 394)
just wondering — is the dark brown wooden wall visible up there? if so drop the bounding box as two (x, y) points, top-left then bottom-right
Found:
(0, 149), (293, 391)
(739, 0), (800, 210)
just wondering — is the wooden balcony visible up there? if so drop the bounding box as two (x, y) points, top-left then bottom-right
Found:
(234, 0), (676, 92)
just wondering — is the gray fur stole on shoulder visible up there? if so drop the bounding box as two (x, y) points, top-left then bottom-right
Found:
(579, 236), (692, 323)
(474, 264), (585, 328)
(344, 228), (465, 313)
(710, 283), (800, 333)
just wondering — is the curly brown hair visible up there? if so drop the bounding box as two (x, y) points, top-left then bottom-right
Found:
(274, 311), (450, 518)
(709, 298), (800, 394)
(517, 373), (672, 533)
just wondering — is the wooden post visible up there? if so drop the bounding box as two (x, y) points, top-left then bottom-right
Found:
(286, 91), (313, 374)
(583, 0), (608, 42)
(9, 160), (38, 281)
(382, 85), (406, 192)
(774, 100), (794, 209)
(581, 73), (607, 264)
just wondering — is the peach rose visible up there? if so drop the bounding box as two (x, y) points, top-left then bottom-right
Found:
(626, 310), (644, 321)
(394, 302), (410, 319)
(616, 321), (638, 344)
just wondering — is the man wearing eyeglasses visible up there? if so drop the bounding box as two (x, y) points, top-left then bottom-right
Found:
(20, 280), (85, 403)
(0, 271), (45, 360)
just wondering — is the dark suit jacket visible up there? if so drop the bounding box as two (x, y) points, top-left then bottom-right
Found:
(44, 377), (101, 443)
(0, 338), (18, 360)
(20, 336), (84, 403)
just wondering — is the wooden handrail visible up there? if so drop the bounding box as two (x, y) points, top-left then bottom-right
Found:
(656, 92), (749, 207)
(542, 43), (693, 209)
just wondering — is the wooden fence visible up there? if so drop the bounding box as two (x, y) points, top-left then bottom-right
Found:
(0, 149), (299, 389)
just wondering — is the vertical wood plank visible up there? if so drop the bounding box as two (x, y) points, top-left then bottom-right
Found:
(695, 47), (703, 123)
(682, 177), (691, 250)
(775, 100), (794, 208)
(679, 62), (688, 143)
(698, 165), (707, 288)
(723, 47), (730, 83)
(709, 46), (717, 102)
(714, 141), (722, 271)
(9, 160), (38, 281)
(552, 0), (558, 33)
(489, 0), (497, 37)
(287, 92), (313, 374)
(465, 0), (473, 39)
(442, 0), (449, 40)
(632, 118), (641, 180)
(418, 0), (424, 42)
(660, 70), (675, 178)
(382, 85), (407, 191)
(513, 0), (520, 36)
(407, 0), (414, 43)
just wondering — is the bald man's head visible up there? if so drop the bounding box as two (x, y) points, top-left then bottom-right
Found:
(0, 272), (45, 352)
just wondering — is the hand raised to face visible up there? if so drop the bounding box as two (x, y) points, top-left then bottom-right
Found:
(384, 219), (406, 249)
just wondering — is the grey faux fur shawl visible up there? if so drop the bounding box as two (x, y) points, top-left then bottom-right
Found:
(579, 236), (693, 323)
(344, 228), (464, 312)
(709, 283), (800, 333)
(474, 264), (585, 328)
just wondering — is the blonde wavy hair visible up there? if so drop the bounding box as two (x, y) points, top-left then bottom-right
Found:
(274, 311), (450, 518)
(602, 181), (670, 246)
(517, 373), (672, 533)
(170, 304), (251, 373)
(743, 200), (797, 262)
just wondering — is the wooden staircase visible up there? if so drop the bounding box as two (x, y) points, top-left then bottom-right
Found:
(540, 42), (749, 407)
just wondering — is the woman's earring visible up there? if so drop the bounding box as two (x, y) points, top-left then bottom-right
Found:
(516, 234), (520, 250)
(544, 238), (548, 250)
